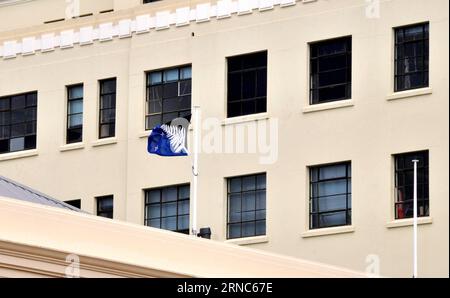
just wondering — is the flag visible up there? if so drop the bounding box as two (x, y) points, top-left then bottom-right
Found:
(147, 116), (190, 157)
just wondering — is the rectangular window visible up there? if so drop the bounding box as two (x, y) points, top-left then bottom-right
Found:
(145, 66), (191, 130)
(227, 51), (267, 118)
(144, 184), (190, 234)
(66, 84), (83, 144)
(394, 23), (429, 92)
(309, 162), (352, 229)
(99, 78), (116, 139)
(0, 92), (37, 154)
(394, 151), (429, 219)
(96, 195), (114, 219)
(310, 36), (352, 104)
(227, 174), (266, 239)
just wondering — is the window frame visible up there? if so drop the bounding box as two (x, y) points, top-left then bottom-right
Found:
(98, 78), (117, 139)
(394, 22), (430, 92)
(66, 84), (84, 144)
(309, 36), (352, 105)
(145, 65), (192, 131)
(0, 91), (38, 154)
(96, 195), (114, 219)
(226, 173), (267, 240)
(393, 150), (429, 220)
(144, 184), (190, 234)
(308, 162), (352, 230)
(226, 51), (268, 118)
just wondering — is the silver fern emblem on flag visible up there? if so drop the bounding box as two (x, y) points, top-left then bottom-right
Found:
(161, 124), (188, 154)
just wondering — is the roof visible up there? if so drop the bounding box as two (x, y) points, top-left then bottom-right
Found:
(0, 175), (82, 212)
(0, 196), (367, 277)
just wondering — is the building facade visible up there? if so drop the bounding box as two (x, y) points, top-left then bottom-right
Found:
(0, 0), (448, 277)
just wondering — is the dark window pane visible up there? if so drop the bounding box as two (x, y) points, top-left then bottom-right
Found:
(309, 162), (351, 229)
(0, 91), (37, 154)
(67, 127), (82, 143)
(395, 23), (429, 91)
(101, 80), (116, 94)
(26, 93), (37, 107)
(146, 66), (192, 130)
(144, 184), (190, 234)
(179, 81), (191, 96)
(310, 37), (351, 104)
(394, 151), (429, 219)
(11, 95), (26, 110)
(100, 94), (116, 109)
(227, 51), (267, 117)
(68, 85), (83, 99)
(0, 139), (8, 153)
(227, 174), (266, 239)
(0, 98), (10, 111)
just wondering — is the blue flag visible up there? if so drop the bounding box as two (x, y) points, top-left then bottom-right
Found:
(147, 123), (189, 157)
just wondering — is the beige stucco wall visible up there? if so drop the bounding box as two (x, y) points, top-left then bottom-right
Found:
(0, 0), (448, 277)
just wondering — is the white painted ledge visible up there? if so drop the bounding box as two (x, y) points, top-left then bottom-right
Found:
(59, 143), (85, 152)
(0, 149), (38, 162)
(92, 138), (118, 147)
(221, 112), (270, 126)
(301, 226), (355, 238)
(302, 99), (354, 114)
(386, 87), (433, 101)
(225, 235), (269, 246)
(139, 131), (151, 139)
(1, 0), (307, 60)
(385, 217), (433, 229)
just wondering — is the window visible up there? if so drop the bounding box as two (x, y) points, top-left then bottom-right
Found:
(309, 162), (352, 229)
(97, 195), (114, 219)
(227, 51), (267, 118)
(65, 199), (81, 209)
(0, 92), (37, 154)
(395, 23), (429, 92)
(145, 66), (192, 130)
(394, 151), (429, 219)
(99, 78), (116, 139)
(66, 84), (83, 144)
(310, 36), (352, 104)
(227, 174), (266, 239)
(144, 185), (190, 234)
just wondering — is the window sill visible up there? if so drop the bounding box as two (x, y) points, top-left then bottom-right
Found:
(59, 143), (85, 152)
(139, 131), (150, 139)
(0, 149), (38, 162)
(92, 138), (118, 147)
(302, 99), (354, 114)
(385, 217), (433, 229)
(386, 87), (432, 101)
(225, 235), (269, 246)
(221, 113), (269, 126)
(301, 225), (355, 238)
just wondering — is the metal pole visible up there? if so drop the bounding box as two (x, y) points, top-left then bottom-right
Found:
(412, 159), (419, 278)
(191, 106), (200, 236)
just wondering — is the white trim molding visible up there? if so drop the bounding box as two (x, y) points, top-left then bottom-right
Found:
(0, 0), (314, 60)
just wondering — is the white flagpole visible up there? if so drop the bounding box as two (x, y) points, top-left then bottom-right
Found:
(412, 159), (419, 278)
(191, 106), (200, 236)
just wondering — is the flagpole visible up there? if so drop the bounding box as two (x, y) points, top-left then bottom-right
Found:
(191, 106), (200, 236)
(412, 159), (419, 278)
